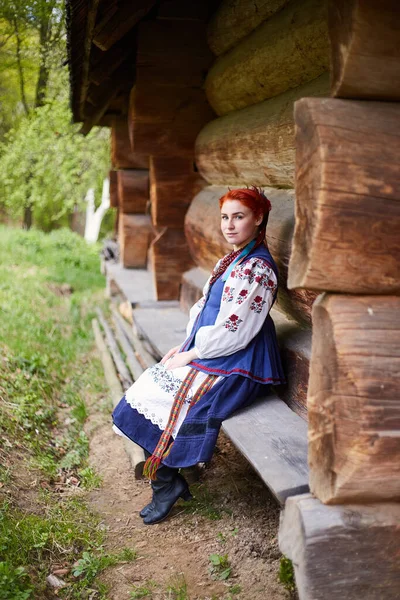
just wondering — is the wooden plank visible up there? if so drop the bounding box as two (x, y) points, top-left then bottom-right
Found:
(223, 395), (309, 505)
(96, 307), (133, 390)
(279, 493), (400, 600)
(93, 0), (156, 51)
(184, 185), (317, 325)
(92, 317), (145, 478)
(196, 74), (329, 188)
(207, 0), (291, 56)
(288, 97), (400, 294)
(118, 214), (153, 268)
(111, 311), (144, 381)
(111, 118), (149, 170)
(308, 293), (400, 504)
(150, 157), (206, 227)
(132, 305), (188, 360)
(329, 0), (400, 100)
(205, 0), (329, 115)
(149, 227), (194, 301)
(117, 169), (149, 214)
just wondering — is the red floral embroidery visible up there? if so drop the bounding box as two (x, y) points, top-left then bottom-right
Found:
(235, 289), (249, 305)
(222, 286), (235, 303)
(224, 314), (243, 332)
(250, 295), (266, 313)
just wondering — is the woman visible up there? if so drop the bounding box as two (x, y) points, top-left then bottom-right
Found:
(112, 187), (285, 524)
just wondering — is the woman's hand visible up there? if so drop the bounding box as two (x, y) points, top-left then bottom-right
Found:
(165, 349), (197, 370)
(161, 345), (181, 365)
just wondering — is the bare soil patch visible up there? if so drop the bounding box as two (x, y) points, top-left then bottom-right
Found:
(86, 405), (295, 600)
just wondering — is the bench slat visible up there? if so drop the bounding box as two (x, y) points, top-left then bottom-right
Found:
(222, 395), (309, 505)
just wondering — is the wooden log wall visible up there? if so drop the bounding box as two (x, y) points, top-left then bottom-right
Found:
(205, 0), (330, 116)
(196, 73), (329, 188)
(288, 98), (400, 294)
(118, 214), (153, 269)
(126, 12), (215, 300)
(329, 0), (400, 101)
(111, 119), (152, 269)
(129, 19), (214, 157)
(308, 294), (400, 504)
(280, 2), (400, 597)
(207, 0), (291, 56)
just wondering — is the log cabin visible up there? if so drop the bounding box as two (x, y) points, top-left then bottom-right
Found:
(67, 1), (400, 598)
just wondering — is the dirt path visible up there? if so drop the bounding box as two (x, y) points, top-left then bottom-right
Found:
(86, 403), (294, 600)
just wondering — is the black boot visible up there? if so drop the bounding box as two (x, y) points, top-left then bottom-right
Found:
(139, 450), (155, 518)
(142, 463), (192, 525)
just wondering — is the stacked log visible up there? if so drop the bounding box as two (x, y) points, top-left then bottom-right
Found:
(127, 15), (214, 299)
(279, 2), (400, 597)
(129, 20), (214, 157)
(196, 73), (329, 188)
(111, 118), (152, 268)
(150, 157), (206, 228)
(119, 214), (153, 269)
(205, 0), (330, 116)
(149, 228), (194, 301)
(117, 170), (149, 214)
(329, 0), (400, 101)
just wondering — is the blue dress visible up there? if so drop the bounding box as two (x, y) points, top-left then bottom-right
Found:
(112, 244), (285, 468)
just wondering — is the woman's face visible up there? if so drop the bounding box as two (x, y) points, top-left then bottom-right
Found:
(220, 199), (262, 250)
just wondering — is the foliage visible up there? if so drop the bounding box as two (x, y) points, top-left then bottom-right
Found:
(0, 0), (65, 134)
(279, 556), (296, 592)
(0, 87), (110, 230)
(166, 575), (190, 600)
(208, 553), (232, 581)
(0, 227), (129, 597)
(0, 562), (33, 600)
(72, 547), (136, 579)
(130, 581), (158, 599)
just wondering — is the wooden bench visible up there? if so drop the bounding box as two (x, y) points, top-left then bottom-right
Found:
(104, 262), (310, 506)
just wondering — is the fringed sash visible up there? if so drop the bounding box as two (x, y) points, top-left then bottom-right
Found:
(143, 369), (217, 480)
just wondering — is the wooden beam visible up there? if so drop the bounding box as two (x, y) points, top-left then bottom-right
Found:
(129, 20), (214, 157)
(89, 32), (136, 86)
(79, 0), (101, 117)
(279, 493), (400, 600)
(93, 0), (156, 51)
(149, 228), (194, 301)
(81, 60), (134, 134)
(308, 293), (400, 504)
(184, 185), (317, 325)
(207, 0), (290, 56)
(329, 0), (400, 100)
(119, 214), (153, 268)
(111, 118), (149, 170)
(288, 97), (400, 294)
(109, 170), (119, 208)
(150, 157), (206, 227)
(205, 0), (329, 116)
(117, 169), (149, 214)
(196, 73), (329, 188)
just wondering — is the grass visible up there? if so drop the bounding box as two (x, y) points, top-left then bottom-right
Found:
(278, 556), (296, 592)
(0, 226), (134, 598)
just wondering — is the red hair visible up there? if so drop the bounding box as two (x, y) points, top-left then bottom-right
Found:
(219, 186), (272, 246)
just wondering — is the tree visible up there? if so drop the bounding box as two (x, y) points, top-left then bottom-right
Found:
(0, 74), (110, 231)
